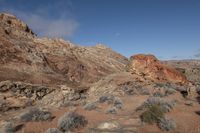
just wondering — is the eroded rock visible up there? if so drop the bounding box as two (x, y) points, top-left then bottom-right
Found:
(127, 54), (188, 84)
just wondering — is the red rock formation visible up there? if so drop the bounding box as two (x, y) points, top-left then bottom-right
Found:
(127, 54), (188, 84)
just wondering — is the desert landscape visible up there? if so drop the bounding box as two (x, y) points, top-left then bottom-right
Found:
(0, 12), (200, 133)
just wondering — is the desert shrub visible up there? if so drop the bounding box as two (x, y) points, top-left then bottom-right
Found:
(165, 88), (177, 96)
(113, 98), (124, 109)
(0, 101), (7, 112)
(45, 128), (62, 133)
(99, 95), (114, 104)
(1, 122), (24, 133)
(139, 88), (150, 95)
(153, 92), (165, 97)
(61, 101), (78, 107)
(140, 97), (176, 113)
(123, 86), (137, 95)
(57, 112), (88, 132)
(158, 118), (176, 131)
(155, 83), (165, 88)
(83, 102), (97, 111)
(123, 85), (150, 95)
(20, 108), (53, 122)
(140, 104), (165, 124)
(106, 107), (117, 114)
(2, 122), (15, 133)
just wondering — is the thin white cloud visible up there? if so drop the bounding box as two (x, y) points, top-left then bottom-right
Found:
(2, 0), (79, 38)
(16, 12), (79, 38)
(194, 49), (200, 58)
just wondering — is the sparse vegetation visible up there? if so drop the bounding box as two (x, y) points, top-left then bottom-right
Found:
(165, 88), (177, 96)
(106, 107), (117, 114)
(123, 85), (150, 95)
(1, 122), (24, 133)
(20, 108), (53, 122)
(0, 101), (7, 112)
(3, 122), (15, 133)
(99, 95), (114, 104)
(153, 92), (165, 97)
(155, 83), (166, 88)
(139, 96), (177, 131)
(140, 104), (165, 124)
(140, 97), (176, 113)
(25, 99), (34, 106)
(158, 118), (176, 131)
(61, 101), (78, 107)
(45, 128), (62, 133)
(113, 98), (124, 109)
(57, 112), (88, 132)
(139, 88), (150, 95)
(123, 86), (137, 95)
(83, 102), (97, 110)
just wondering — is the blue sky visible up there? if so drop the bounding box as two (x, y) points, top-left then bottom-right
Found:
(0, 0), (200, 59)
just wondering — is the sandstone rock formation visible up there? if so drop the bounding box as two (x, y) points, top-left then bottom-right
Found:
(127, 54), (188, 84)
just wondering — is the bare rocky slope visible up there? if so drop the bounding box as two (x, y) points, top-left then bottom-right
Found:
(0, 13), (200, 133)
(164, 60), (200, 85)
(0, 13), (128, 87)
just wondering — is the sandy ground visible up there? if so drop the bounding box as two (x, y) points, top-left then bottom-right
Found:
(3, 94), (200, 133)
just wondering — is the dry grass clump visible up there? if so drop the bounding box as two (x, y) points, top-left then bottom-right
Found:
(58, 112), (88, 132)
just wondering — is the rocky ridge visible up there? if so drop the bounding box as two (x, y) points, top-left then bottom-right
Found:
(0, 13), (128, 87)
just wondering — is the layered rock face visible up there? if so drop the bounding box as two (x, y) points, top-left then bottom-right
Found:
(0, 13), (35, 38)
(0, 13), (128, 87)
(127, 54), (188, 84)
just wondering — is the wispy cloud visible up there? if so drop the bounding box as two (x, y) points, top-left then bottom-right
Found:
(15, 11), (79, 38)
(1, 0), (79, 38)
(194, 49), (200, 58)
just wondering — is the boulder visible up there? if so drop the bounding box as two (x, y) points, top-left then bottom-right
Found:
(127, 54), (188, 84)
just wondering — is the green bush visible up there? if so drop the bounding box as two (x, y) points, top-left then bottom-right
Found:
(140, 104), (165, 124)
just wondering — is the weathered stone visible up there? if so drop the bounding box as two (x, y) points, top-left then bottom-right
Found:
(127, 54), (188, 84)
(97, 121), (120, 130)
